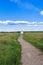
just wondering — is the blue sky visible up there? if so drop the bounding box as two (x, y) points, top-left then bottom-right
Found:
(0, 0), (43, 31)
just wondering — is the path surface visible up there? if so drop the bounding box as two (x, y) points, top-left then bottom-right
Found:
(18, 35), (43, 65)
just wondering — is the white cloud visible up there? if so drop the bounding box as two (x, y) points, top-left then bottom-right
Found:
(0, 20), (43, 32)
(0, 20), (43, 25)
(0, 20), (29, 25)
(0, 20), (11, 24)
(40, 11), (43, 15)
(14, 21), (29, 24)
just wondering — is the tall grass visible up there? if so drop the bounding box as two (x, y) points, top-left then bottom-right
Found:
(23, 32), (43, 52)
(0, 32), (21, 65)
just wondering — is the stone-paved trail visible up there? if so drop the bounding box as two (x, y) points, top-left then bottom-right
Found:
(18, 36), (43, 65)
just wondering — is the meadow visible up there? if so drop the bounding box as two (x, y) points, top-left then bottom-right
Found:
(0, 32), (21, 65)
(23, 32), (43, 52)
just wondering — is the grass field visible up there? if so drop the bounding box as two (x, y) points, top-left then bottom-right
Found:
(0, 32), (21, 65)
(23, 32), (43, 52)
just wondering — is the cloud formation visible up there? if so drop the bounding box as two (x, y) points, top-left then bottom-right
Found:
(10, 0), (39, 11)
(0, 20), (43, 25)
(40, 11), (43, 15)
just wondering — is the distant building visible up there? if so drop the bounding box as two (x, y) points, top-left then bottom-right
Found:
(21, 31), (23, 34)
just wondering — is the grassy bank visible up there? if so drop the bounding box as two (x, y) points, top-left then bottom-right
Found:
(0, 32), (21, 65)
(23, 32), (43, 52)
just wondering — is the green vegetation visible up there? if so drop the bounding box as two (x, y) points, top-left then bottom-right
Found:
(0, 32), (21, 65)
(23, 32), (43, 52)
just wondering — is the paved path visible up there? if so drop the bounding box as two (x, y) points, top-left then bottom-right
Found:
(18, 35), (43, 65)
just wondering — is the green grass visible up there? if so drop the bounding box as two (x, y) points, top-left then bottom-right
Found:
(0, 32), (21, 65)
(23, 32), (43, 52)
